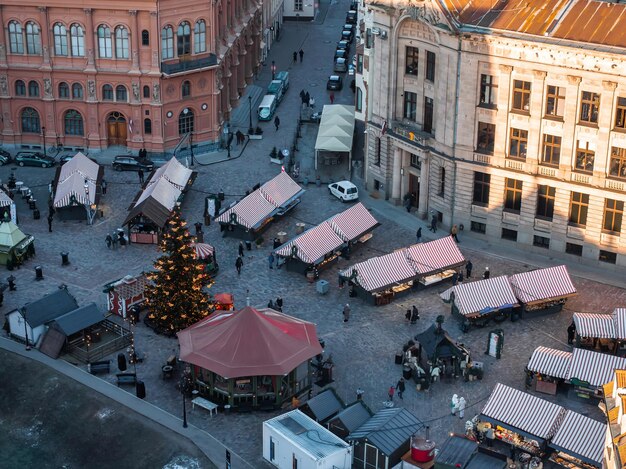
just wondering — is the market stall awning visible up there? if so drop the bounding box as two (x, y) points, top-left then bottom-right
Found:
(549, 411), (605, 467)
(193, 243), (215, 260)
(276, 222), (345, 264)
(573, 312), (616, 339)
(405, 236), (465, 276)
(0, 189), (14, 207)
(614, 308), (626, 340)
(53, 152), (102, 208)
(567, 347), (626, 387)
(339, 249), (417, 293)
(480, 383), (566, 441)
(0, 221), (27, 251)
(526, 346), (572, 380)
(59, 151), (99, 180)
(328, 202), (379, 242)
(508, 265), (577, 305)
(314, 104), (355, 170)
(442, 276), (518, 317)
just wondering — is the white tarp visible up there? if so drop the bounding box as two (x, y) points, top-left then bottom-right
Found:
(314, 104), (355, 169)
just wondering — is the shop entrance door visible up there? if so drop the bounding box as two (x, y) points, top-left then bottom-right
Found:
(107, 112), (127, 146)
(409, 173), (420, 210)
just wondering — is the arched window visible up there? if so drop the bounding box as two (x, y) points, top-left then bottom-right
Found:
(15, 80), (26, 96)
(25, 22), (41, 55)
(115, 85), (127, 102)
(161, 26), (174, 59)
(141, 30), (150, 46)
(8, 21), (24, 54)
(182, 80), (191, 98)
(143, 85), (150, 99)
(64, 110), (84, 136)
(70, 24), (85, 57)
(194, 20), (206, 53)
(178, 108), (194, 135)
(21, 107), (40, 133)
(144, 118), (152, 134)
(97, 25), (112, 58)
(115, 26), (129, 59)
(102, 84), (113, 100)
(53, 23), (68, 56)
(177, 21), (191, 56)
(72, 83), (83, 99)
(58, 82), (70, 99)
(28, 81), (39, 97)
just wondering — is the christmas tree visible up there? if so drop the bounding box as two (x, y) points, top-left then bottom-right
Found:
(145, 208), (213, 334)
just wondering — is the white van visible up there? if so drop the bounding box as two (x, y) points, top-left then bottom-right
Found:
(258, 94), (277, 121)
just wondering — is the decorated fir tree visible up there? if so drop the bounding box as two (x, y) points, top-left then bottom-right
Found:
(145, 208), (213, 334)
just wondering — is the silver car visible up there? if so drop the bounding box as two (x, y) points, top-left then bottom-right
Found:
(334, 57), (348, 73)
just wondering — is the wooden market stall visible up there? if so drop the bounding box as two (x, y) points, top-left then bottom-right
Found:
(572, 309), (626, 355)
(0, 189), (16, 223)
(104, 274), (148, 319)
(412, 321), (471, 381)
(193, 242), (218, 276)
(405, 236), (465, 289)
(52, 152), (103, 222)
(548, 411), (605, 468)
(0, 220), (34, 268)
(526, 346), (572, 395)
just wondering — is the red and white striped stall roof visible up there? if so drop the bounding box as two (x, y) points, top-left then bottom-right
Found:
(259, 171), (302, 207)
(405, 236), (465, 275)
(328, 202), (379, 241)
(216, 191), (276, 229)
(276, 222), (345, 264)
(550, 411), (605, 467)
(339, 250), (417, 292)
(613, 308), (626, 340)
(508, 265), (577, 304)
(527, 346), (572, 380)
(568, 348), (626, 387)
(447, 276), (518, 317)
(573, 313), (616, 339)
(481, 383), (566, 440)
(193, 243), (214, 260)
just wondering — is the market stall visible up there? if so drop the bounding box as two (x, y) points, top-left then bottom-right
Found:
(405, 236), (465, 289)
(103, 274), (148, 319)
(508, 265), (577, 319)
(216, 172), (304, 241)
(566, 347), (626, 399)
(0, 220), (34, 268)
(193, 242), (218, 276)
(572, 309), (626, 355)
(0, 189), (16, 223)
(53, 152), (103, 222)
(548, 411), (605, 468)
(526, 346), (572, 395)
(212, 293), (234, 311)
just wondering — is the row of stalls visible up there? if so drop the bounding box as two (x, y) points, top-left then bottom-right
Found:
(339, 236), (466, 305)
(474, 383), (605, 469)
(274, 202), (379, 275)
(123, 157), (196, 244)
(440, 265), (577, 331)
(216, 171), (304, 241)
(573, 308), (626, 355)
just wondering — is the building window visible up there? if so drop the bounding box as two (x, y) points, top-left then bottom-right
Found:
(182, 80), (191, 98)
(609, 147), (626, 180)
(177, 22), (191, 56)
(294, 0), (303, 11)
(410, 154), (420, 169)
(8, 21), (23, 54)
(70, 24), (85, 57)
(115, 85), (128, 102)
(144, 118), (152, 134)
(533, 235), (550, 249)
(53, 23), (68, 56)
(504, 178), (523, 213)
(566, 242), (583, 256)
(25, 22), (41, 55)
(615, 97), (626, 130)
(115, 26), (129, 59)
(425, 51), (436, 82)
(194, 20), (206, 53)
(28, 81), (39, 97)
(179, 109), (194, 135)
(541, 134), (561, 166)
(102, 84), (114, 101)
(580, 91), (600, 124)
(357, 54), (363, 73)
(97, 25), (112, 58)
(72, 83), (83, 99)
(403, 92), (417, 121)
(58, 82), (70, 99)
(603, 199), (624, 234)
(501, 228), (518, 241)
(471, 221), (486, 234)
(143, 85), (150, 99)
(599, 250), (617, 264)
(439, 167), (445, 196)
(536, 185), (555, 221)
(479, 74), (497, 108)
(374, 137), (381, 165)
(545, 85), (565, 118)
(575, 141), (595, 173)
(161, 26), (174, 59)
(356, 87), (362, 112)
(64, 109), (84, 136)
(512, 80), (531, 112)
(476, 122), (495, 154)
(508, 128), (527, 160)
(569, 192), (589, 227)
(405, 47), (418, 75)
(15, 80), (25, 96)
(141, 30), (150, 46)
(472, 172), (490, 206)
(21, 107), (40, 133)
(423, 97), (434, 134)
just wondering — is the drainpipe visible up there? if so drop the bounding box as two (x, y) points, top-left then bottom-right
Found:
(449, 35), (462, 228)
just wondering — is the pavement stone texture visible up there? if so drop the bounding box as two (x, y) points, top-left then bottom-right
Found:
(2, 1), (626, 467)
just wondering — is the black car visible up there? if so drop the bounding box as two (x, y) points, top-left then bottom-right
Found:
(327, 75), (343, 91)
(341, 29), (353, 43)
(112, 155), (154, 172)
(346, 10), (357, 24)
(334, 49), (348, 61)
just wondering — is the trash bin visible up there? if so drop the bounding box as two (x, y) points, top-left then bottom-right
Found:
(245, 240), (252, 251)
(28, 199), (37, 210)
(35, 265), (43, 281)
(136, 381), (146, 399)
(277, 232), (287, 244)
(218, 190), (225, 201)
(296, 223), (305, 234)
(33, 208), (40, 220)
(403, 366), (412, 380)
(395, 352), (403, 365)
(224, 404), (231, 414)
(117, 353), (127, 371)
(60, 252), (70, 266)
(316, 280), (329, 295)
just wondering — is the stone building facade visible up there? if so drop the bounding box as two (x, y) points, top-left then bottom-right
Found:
(362, 0), (626, 268)
(0, 0), (271, 154)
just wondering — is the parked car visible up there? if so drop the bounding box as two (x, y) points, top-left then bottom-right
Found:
(341, 29), (353, 43)
(15, 151), (56, 168)
(328, 181), (359, 202)
(0, 151), (11, 165)
(112, 155), (154, 172)
(337, 40), (351, 54)
(346, 10), (357, 24)
(334, 49), (348, 61)
(334, 58), (348, 73)
(327, 75), (344, 91)
(350, 1), (358, 10)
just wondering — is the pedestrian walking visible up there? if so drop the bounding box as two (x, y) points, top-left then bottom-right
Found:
(405, 309), (412, 323)
(235, 255), (243, 275)
(268, 299), (274, 309)
(118, 231), (127, 247)
(238, 241), (245, 257)
(300, 89), (305, 102)
(105, 234), (112, 249)
(330, 92), (335, 104)
(430, 364), (440, 382)
(101, 179), (107, 195)
(138, 169), (144, 184)
(451, 394), (459, 415)
(430, 214), (437, 232)
(299, 49), (304, 62)
(7, 275), (16, 291)
(483, 266), (490, 279)
(274, 115), (280, 131)
(465, 260), (473, 278)
(111, 233), (118, 249)
(458, 272), (464, 283)
(388, 385), (395, 402)
(343, 303), (351, 322)
(293, 51), (297, 63)
(396, 378), (406, 399)
(452, 271), (459, 286)
(450, 224), (459, 242)
(404, 196), (412, 213)
(304, 91), (310, 107)
(276, 297), (283, 309)
(411, 305), (419, 324)
(567, 321), (576, 345)
(458, 396), (466, 419)
(268, 252), (275, 269)
(47, 213), (53, 232)
(416, 227), (422, 243)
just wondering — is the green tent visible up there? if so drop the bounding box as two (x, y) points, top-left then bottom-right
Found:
(0, 221), (34, 266)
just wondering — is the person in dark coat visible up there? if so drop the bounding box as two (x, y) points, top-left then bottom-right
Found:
(567, 321), (576, 345)
(293, 51), (297, 63)
(138, 169), (144, 184)
(268, 299), (274, 309)
(465, 260), (473, 278)
(235, 255), (243, 275)
(396, 378), (406, 399)
(238, 241), (244, 257)
(411, 305), (419, 324)
(273, 238), (281, 249)
(430, 214), (437, 232)
(101, 179), (107, 195)
(304, 92), (310, 107)
(299, 49), (304, 62)
(274, 115), (280, 131)
(405, 309), (412, 323)
(105, 234), (113, 249)
(47, 213), (53, 232)
(275, 297), (283, 312)
(483, 267), (490, 279)
(416, 227), (422, 243)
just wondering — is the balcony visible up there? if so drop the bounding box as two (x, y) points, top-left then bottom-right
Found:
(161, 54), (218, 75)
(505, 159), (524, 171)
(537, 166), (556, 178)
(390, 120), (433, 146)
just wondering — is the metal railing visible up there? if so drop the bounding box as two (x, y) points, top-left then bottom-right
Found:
(161, 54), (218, 75)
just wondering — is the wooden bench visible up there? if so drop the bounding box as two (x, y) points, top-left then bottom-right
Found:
(191, 397), (219, 417)
(116, 373), (137, 386)
(88, 360), (110, 375)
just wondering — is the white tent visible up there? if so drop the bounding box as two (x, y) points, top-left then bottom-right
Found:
(314, 104), (355, 170)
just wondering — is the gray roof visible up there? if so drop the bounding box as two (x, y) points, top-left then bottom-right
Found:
(19, 288), (79, 328)
(51, 303), (104, 336)
(465, 451), (508, 469)
(347, 408), (424, 456)
(436, 435), (477, 468)
(304, 389), (344, 422)
(328, 401), (372, 433)
(264, 410), (350, 460)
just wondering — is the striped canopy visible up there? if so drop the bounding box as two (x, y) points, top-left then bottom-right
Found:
(568, 348), (626, 387)
(328, 202), (379, 241)
(0, 190), (12, 207)
(276, 222), (345, 264)
(53, 152), (101, 208)
(550, 411), (605, 466)
(508, 265), (577, 305)
(527, 346), (572, 379)
(573, 312), (616, 339)
(193, 243), (214, 260)
(446, 276), (518, 317)
(405, 236), (465, 276)
(340, 250), (417, 292)
(614, 308), (626, 340)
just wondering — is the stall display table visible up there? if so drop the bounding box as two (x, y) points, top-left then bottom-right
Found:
(535, 380), (557, 395)
(192, 397), (219, 417)
(130, 231), (158, 244)
(420, 269), (456, 286)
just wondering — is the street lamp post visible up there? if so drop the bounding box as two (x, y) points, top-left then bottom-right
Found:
(248, 96), (253, 135)
(271, 60), (276, 80)
(22, 309), (31, 351)
(180, 373), (189, 428)
(83, 180), (96, 225)
(42, 126), (46, 159)
(189, 132), (195, 167)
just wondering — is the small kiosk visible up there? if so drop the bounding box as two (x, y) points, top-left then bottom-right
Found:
(526, 346), (572, 395)
(104, 274), (148, 319)
(193, 242), (218, 276)
(406, 236), (465, 289)
(573, 309), (626, 355)
(566, 347), (626, 399)
(412, 320), (471, 380)
(0, 221), (35, 267)
(52, 152), (103, 222)
(548, 411), (605, 468)
(0, 189), (17, 223)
